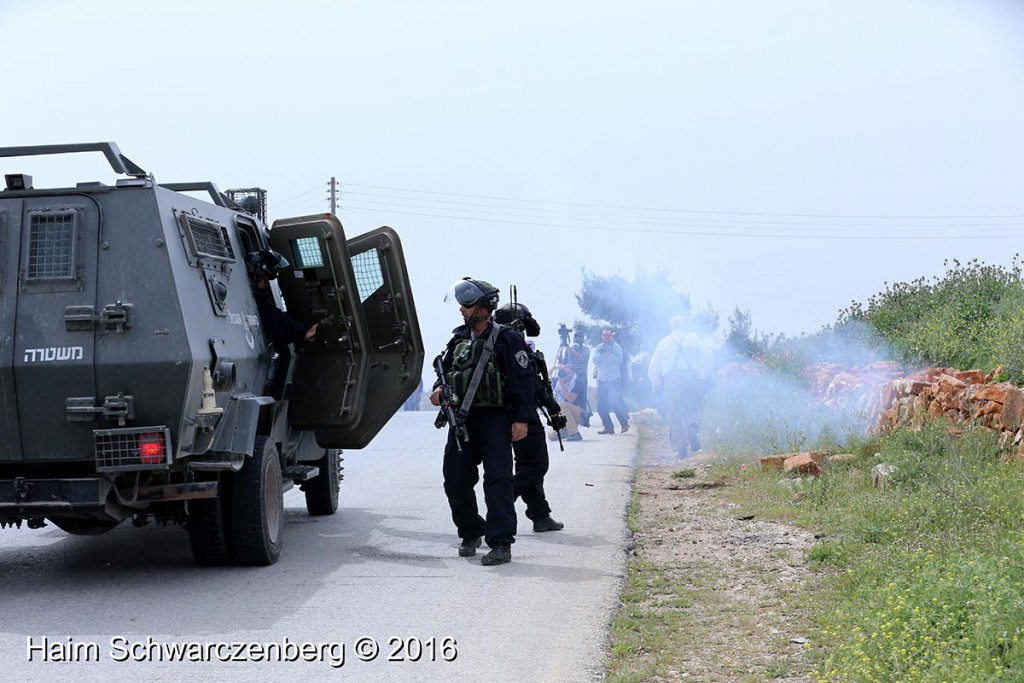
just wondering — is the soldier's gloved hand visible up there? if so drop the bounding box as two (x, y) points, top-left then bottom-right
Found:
(549, 413), (568, 432)
(314, 314), (345, 343)
(543, 395), (561, 415)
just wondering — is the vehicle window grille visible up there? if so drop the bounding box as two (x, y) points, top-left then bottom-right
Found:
(185, 215), (235, 260)
(290, 236), (324, 268)
(28, 213), (75, 279)
(351, 249), (384, 302)
(94, 427), (172, 472)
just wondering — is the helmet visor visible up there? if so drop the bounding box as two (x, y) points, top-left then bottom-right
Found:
(266, 250), (290, 279)
(444, 279), (488, 306)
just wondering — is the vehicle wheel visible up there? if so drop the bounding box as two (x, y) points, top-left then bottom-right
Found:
(304, 449), (341, 516)
(50, 518), (120, 535)
(186, 473), (233, 566)
(229, 436), (284, 565)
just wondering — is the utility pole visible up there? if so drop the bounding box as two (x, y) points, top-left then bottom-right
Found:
(329, 176), (338, 215)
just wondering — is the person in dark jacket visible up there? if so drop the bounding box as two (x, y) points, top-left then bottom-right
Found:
(430, 278), (536, 566)
(246, 248), (317, 398)
(494, 303), (565, 534)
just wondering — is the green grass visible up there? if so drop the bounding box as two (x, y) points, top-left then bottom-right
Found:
(609, 408), (1024, 682)
(713, 421), (1024, 682)
(607, 510), (700, 681)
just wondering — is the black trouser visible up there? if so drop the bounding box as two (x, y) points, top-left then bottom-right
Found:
(442, 407), (516, 547)
(264, 343), (291, 400)
(512, 420), (552, 522)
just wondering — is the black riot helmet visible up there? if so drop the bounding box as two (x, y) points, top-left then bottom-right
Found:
(444, 277), (500, 311)
(245, 248), (290, 281)
(494, 302), (541, 337)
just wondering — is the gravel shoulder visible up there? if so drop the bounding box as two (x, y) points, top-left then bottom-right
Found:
(613, 416), (819, 681)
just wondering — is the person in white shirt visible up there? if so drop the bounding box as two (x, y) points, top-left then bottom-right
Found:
(648, 316), (714, 458)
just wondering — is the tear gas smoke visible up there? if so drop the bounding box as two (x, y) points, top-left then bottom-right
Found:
(701, 320), (902, 459)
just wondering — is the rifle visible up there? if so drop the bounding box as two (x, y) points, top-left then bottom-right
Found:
(535, 350), (567, 452)
(432, 353), (467, 452)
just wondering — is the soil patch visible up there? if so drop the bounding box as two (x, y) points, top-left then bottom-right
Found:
(623, 418), (818, 681)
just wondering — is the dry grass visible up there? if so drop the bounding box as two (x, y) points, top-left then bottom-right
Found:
(606, 416), (818, 682)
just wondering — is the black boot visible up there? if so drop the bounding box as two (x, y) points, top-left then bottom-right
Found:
(533, 516), (564, 532)
(458, 537), (482, 557)
(481, 544), (512, 566)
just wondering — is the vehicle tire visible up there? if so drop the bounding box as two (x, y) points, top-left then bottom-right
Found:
(50, 518), (120, 535)
(229, 436), (284, 566)
(304, 449), (341, 516)
(186, 473), (233, 566)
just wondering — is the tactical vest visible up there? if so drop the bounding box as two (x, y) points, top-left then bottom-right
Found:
(446, 335), (505, 408)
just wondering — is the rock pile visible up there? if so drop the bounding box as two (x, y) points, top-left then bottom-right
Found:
(874, 366), (1024, 439)
(736, 358), (1024, 477)
(755, 364), (1024, 477)
(805, 361), (904, 417)
(802, 362), (1024, 442)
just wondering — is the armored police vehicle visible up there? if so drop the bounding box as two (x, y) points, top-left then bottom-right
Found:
(0, 143), (423, 565)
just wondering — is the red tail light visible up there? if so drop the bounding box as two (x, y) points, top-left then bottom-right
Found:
(139, 433), (165, 464)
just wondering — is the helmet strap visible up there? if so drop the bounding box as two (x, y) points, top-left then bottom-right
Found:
(467, 305), (484, 326)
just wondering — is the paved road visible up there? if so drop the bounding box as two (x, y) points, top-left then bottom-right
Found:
(0, 412), (636, 682)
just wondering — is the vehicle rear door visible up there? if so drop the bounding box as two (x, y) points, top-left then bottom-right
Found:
(269, 216), (423, 448)
(321, 225), (423, 447)
(10, 197), (100, 460)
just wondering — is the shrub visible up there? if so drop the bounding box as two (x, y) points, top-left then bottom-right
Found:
(837, 257), (1024, 381)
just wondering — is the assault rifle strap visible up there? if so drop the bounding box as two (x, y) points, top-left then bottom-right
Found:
(456, 322), (502, 422)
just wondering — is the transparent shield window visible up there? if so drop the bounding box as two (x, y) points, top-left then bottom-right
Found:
(290, 236), (324, 269)
(27, 212), (75, 279)
(351, 249), (383, 302)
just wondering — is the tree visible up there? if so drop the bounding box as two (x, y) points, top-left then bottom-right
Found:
(574, 267), (718, 356)
(723, 307), (763, 360)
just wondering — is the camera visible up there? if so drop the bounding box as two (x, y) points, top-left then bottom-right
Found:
(557, 323), (571, 346)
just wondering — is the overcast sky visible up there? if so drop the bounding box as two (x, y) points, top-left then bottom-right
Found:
(3, 0), (1024, 364)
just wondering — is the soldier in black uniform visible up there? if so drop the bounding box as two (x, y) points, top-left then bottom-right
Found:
(494, 302), (565, 534)
(430, 278), (536, 566)
(245, 248), (317, 398)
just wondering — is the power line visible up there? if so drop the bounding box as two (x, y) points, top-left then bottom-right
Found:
(343, 181), (1024, 220)
(341, 202), (1024, 240)
(342, 195), (1024, 232)
(271, 184), (327, 211)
